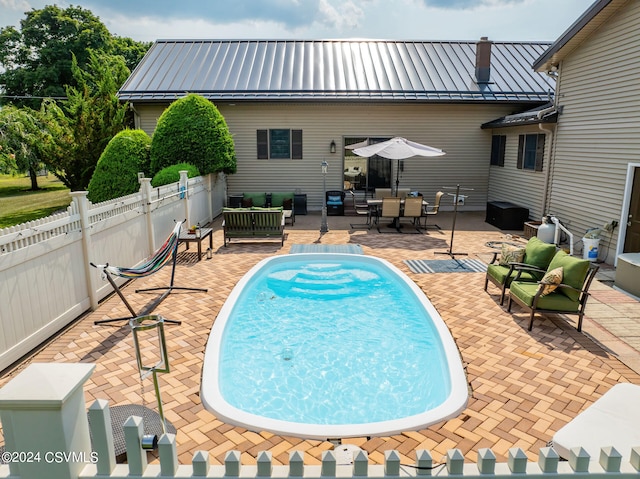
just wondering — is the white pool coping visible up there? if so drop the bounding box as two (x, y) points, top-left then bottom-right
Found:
(201, 253), (469, 439)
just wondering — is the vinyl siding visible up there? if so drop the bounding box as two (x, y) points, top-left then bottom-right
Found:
(487, 125), (553, 221)
(547, 0), (640, 257)
(135, 102), (515, 211)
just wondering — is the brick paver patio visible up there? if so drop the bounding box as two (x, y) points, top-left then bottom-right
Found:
(1, 211), (639, 466)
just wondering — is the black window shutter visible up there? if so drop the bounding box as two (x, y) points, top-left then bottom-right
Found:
(499, 135), (506, 167)
(257, 130), (268, 159)
(516, 135), (524, 170)
(291, 130), (303, 159)
(490, 136), (500, 166)
(534, 134), (545, 171)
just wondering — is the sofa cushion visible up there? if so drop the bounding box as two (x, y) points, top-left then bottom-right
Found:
(283, 198), (293, 210)
(546, 251), (590, 301)
(251, 206), (283, 212)
(523, 237), (557, 273)
(243, 192), (267, 207)
(241, 197), (253, 207)
(271, 192), (294, 208)
(510, 281), (580, 312)
(487, 264), (538, 286)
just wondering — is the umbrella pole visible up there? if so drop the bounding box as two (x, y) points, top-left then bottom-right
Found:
(395, 160), (400, 197)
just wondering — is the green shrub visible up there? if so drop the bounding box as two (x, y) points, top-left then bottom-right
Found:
(87, 129), (151, 203)
(151, 163), (200, 187)
(149, 93), (236, 176)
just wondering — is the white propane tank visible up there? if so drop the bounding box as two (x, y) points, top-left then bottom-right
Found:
(537, 216), (556, 244)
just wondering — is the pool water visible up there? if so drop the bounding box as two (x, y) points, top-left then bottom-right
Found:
(201, 254), (468, 439)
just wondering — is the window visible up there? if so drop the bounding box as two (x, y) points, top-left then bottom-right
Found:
(490, 135), (506, 167)
(517, 134), (545, 171)
(257, 129), (303, 159)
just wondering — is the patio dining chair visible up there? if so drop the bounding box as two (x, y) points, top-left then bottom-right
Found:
(398, 196), (423, 233)
(349, 190), (373, 229)
(377, 197), (401, 233)
(507, 250), (598, 332)
(421, 191), (444, 229)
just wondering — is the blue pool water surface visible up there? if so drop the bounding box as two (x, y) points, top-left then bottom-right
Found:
(216, 257), (452, 426)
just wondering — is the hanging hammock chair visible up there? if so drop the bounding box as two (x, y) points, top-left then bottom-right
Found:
(91, 221), (207, 325)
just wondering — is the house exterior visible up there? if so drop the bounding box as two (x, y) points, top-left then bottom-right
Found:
(482, 0), (640, 263)
(119, 39), (554, 212)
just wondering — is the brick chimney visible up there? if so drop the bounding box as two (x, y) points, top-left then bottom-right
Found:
(475, 36), (492, 84)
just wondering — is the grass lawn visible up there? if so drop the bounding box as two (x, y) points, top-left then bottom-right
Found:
(0, 174), (71, 229)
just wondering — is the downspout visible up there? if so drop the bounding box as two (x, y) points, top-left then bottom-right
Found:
(538, 63), (560, 217)
(129, 102), (141, 130)
(538, 117), (555, 217)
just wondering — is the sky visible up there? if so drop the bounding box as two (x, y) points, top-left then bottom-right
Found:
(0, 0), (591, 43)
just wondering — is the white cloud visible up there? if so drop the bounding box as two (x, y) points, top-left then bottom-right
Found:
(1, 0), (589, 43)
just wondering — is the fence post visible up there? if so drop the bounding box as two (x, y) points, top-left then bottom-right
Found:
(139, 177), (155, 253)
(207, 173), (214, 224)
(353, 449), (368, 476)
(384, 450), (400, 476)
(416, 449), (432, 476)
(71, 191), (99, 310)
(123, 416), (146, 475)
(289, 450), (304, 477)
(0, 363), (95, 479)
(321, 450), (336, 477)
(477, 448), (496, 474)
(225, 450), (241, 476)
(87, 399), (116, 475)
(180, 170), (190, 226)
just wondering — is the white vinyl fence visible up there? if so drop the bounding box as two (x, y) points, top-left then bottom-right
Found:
(0, 172), (226, 372)
(0, 363), (639, 479)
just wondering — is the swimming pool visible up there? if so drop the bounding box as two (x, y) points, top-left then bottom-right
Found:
(201, 254), (468, 439)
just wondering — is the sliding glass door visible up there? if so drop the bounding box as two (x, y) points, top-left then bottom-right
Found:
(343, 137), (391, 195)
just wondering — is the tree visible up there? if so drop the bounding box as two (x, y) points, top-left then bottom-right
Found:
(42, 51), (129, 191)
(150, 94), (237, 176)
(0, 105), (49, 189)
(0, 5), (150, 108)
(87, 129), (151, 203)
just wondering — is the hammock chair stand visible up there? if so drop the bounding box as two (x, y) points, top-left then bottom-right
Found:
(92, 222), (207, 326)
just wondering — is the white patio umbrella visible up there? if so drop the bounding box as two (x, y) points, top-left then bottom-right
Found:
(352, 137), (446, 196)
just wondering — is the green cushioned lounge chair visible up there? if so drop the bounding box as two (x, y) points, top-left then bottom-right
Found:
(507, 251), (599, 332)
(484, 236), (557, 305)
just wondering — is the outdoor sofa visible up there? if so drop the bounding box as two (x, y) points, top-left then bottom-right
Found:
(237, 192), (295, 225)
(222, 208), (285, 246)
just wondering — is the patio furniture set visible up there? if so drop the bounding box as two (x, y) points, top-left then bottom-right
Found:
(484, 236), (599, 332)
(348, 189), (444, 233)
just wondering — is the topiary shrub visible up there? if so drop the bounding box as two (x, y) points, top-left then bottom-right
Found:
(151, 162), (200, 187)
(87, 129), (151, 203)
(149, 93), (236, 176)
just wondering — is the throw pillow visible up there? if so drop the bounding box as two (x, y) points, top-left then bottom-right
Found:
(538, 266), (563, 297)
(499, 243), (525, 266)
(242, 197), (253, 208)
(283, 198), (293, 210)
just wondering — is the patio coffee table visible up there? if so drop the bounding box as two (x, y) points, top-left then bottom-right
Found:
(178, 227), (213, 260)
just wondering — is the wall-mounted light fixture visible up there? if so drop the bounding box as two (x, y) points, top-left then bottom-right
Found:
(330, 140), (337, 154)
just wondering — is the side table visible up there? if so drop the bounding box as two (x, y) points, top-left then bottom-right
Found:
(178, 227), (213, 260)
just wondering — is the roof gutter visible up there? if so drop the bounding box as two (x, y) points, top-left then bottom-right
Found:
(533, 0), (615, 72)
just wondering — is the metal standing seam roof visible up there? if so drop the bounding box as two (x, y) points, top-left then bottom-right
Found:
(118, 39), (555, 103)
